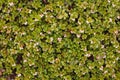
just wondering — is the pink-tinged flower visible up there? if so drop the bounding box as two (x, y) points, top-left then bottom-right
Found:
(47, 31), (51, 34)
(103, 55), (106, 58)
(40, 14), (44, 17)
(117, 16), (120, 19)
(101, 45), (104, 48)
(70, 31), (74, 33)
(85, 54), (91, 57)
(17, 8), (22, 12)
(21, 32), (26, 36)
(64, 34), (67, 37)
(57, 38), (62, 42)
(3, 26), (7, 29)
(19, 46), (23, 50)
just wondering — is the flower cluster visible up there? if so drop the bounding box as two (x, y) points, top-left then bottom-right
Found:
(0, 0), (120, 80)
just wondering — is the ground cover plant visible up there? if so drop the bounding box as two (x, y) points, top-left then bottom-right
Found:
(0, 0), (120, 80)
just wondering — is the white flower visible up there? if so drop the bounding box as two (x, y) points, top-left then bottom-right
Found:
(7, 10), (10, 14)
(83, 48), (87, 51)
(106, 64), (110, 68)
(96, 56), (101, 60)
(86, 20), (89, 24)
(44, 12), (47, 14)
(103, 55), (106, 58)
(30, 28), (34, 31)
(29, 9), (32, 13)
(117, 50), (120, 53)
(50, 16), (53, 18)
(109, 18), (112, 22)
(90, 10), (95, 13)
(34, 19), (38, 21)
(64, 34), (67, 37)
(58, 38), (62, 42)
(100, 66), (103, 71)
(34, 42), (39, 47)
(40, 32), (43, 35)
(30, 39), (34, 42)
(19, 46), (23, 50)
(101, 45), (104, 48)
(29, 63), (34, 66)
(113, 61), (115, 64)
(89, 66), (93, 69)
(79, 63), (82, 66)
(70, 31), (74, 33)
(10, 38), (12, 41)
(27, 53), (30, 57)
(79, 30), (84, 33)
(82, 72), (86, 75)
(18, 74), (21, 77)
(12, 63), (16, 67)
(21, 32), (26, 36)
(47, 31), (51, 34)
(40, 14), (44, 17)
(112, 4), (116, 7)
(33, 72), (38, 76)
(3, 26), (7, 29)
(50, 37), (53, 42)
(24, 59), (27, 63)
(40, 32), (44, 36)
(59, 6), (62, 9)
(90, 40), (94, 44)
(76, 34), (80, 38)
(72, 18), (75, 21)
(115, 45), (119, 48)
(36, 49), (39, 51)
(85, 54), (91, 57)
(17, 8), (22, 12)
(116, 57), (119, 60)
(93, 33), (96, 35)
(112, 74), (116, 78)
(24, 22), (28, 25)
(104, 71), (108, 74)
(114, 30), (118, 34)
(9, 2), (14, 6)
(78, 21), (81, 25)
(108, 0), (110, 3)
(117, 16), (120, 19)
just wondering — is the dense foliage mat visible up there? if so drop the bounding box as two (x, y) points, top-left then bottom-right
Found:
(0, 0), (120, 80)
